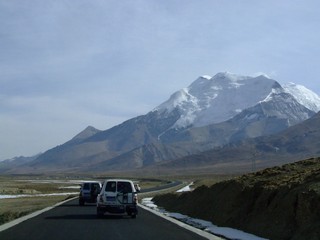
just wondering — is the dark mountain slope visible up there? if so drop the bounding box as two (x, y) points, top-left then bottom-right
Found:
(16, 110), (181, 171)
(154, 157), (320, 240)
(85, 95), (315, 172)
(157, 111), (320, 172)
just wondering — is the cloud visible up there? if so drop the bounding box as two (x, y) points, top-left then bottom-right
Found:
(1, 0), (320, 159)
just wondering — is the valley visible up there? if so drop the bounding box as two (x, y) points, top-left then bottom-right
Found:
(0, 175), (184, 225)
(1, 72), (320, 239)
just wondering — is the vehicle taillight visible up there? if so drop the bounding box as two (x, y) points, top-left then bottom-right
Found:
(133, 194), (138, 204)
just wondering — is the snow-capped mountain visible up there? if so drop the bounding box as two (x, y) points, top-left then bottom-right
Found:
(154, 72), (320, 131)
(2, 72), (320, 174)
(283, 82), (320, 113)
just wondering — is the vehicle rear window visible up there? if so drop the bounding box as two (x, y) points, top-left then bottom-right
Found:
(105, 181), (116, 192)
(117, 181), (132, 193)
(91, 183), (101, 191)
(83, 183), (90, 190)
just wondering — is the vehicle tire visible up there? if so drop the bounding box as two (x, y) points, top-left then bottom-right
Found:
(97, 208), (103, 218)
(79, 199), (85, 206)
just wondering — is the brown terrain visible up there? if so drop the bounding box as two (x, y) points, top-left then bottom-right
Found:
(153, 157), (320, 240)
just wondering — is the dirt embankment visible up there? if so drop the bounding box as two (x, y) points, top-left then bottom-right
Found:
(153, 157), (320, 240)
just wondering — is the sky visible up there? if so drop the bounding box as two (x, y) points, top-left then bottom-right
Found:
(1, 0), (320, 160)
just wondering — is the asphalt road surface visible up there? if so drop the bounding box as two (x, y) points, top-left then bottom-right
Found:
(0, 198), (208, 240)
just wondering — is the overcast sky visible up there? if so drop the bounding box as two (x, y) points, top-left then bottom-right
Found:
(1, 0), (320, 160)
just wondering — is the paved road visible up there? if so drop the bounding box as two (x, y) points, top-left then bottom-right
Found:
(139, 180), (182, 193)
(0, 198), (208, 240)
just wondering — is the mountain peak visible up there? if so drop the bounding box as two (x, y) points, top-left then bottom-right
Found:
(212, 72), (251, 82)
(156, 72), (281, 128)
(72, 126), (101, 141)
(283, 82), (320, 112)
(200, 75), (211, 80)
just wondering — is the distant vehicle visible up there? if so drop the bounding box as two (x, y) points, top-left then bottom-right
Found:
(97, 179), (140, 218)
(79, 181), (102, 206)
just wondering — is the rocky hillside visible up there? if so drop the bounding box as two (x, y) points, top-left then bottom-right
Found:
(153, 157), (320, 240)
(155, 111), (320, 173)
(2, 72), (320, 174)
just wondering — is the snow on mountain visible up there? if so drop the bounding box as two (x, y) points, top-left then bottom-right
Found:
(154, 72), (320, 130)
(4, 72), (319, 174)
(155, 72), (281, 128)
(283, 82), (320, 112)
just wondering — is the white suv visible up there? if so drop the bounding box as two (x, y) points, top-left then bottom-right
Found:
(97, 179), (139, 218)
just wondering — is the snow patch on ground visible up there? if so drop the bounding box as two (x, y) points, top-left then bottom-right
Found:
(141, 197), (269, 240)
(1, 179), (84, 199)
(59, 186), (81, 189)
(176, 182), (194, 192)
(141, 197), (159, 210)
(0, 192), (78, 199)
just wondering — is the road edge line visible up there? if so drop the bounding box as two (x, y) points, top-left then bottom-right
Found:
(0, 196), (78, 232)
(138, 203), (223, 240)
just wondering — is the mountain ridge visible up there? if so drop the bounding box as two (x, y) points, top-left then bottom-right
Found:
(155, 111), (320, 173)
(2, 72), (320, 173)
